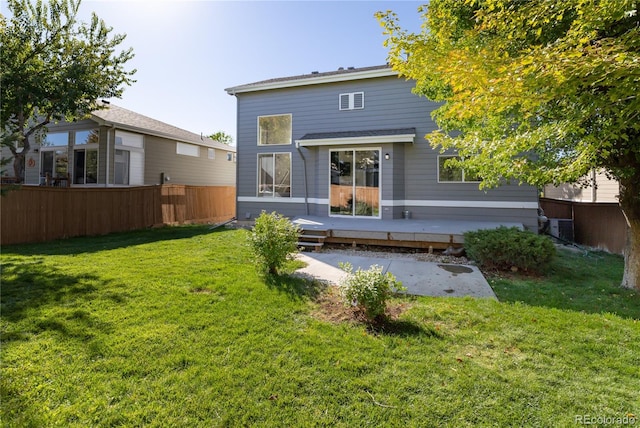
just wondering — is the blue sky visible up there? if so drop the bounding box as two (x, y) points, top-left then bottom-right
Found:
(55, 0), (426, 143)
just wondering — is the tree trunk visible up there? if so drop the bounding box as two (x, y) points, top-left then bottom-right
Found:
(621, 218), (640, 291)
(12, 152), (25, 183)
(618, 170), (640, 291)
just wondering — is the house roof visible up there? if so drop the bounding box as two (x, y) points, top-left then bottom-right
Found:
(91, 103), (235, 151)
(296, 128), (416, 147)
(225, 65), (397, 95)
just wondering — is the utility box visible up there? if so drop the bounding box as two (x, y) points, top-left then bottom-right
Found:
(549, 218), (574, 242)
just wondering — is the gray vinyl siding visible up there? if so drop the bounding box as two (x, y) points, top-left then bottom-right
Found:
(234, 74), (539, 227)
(144, 135), (236, 186)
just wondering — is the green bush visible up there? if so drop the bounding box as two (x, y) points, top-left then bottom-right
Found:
(338, 262), (405, 320)
(248, 211), (300, 275)
(463, 226), (556, 273)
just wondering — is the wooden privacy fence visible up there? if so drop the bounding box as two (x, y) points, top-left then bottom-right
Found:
(1, 185), (235, 245)
(540, 197), (627, 254)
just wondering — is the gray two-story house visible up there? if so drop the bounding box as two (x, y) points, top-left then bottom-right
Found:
(226, 65), (539, 231)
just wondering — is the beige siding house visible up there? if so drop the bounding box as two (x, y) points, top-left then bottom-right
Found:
(7, 103), (235, 187)
(543, 170), (619, 203)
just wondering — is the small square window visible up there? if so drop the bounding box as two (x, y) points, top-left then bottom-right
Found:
(339, 92), (364, 110)
(208, 148), (215, 159)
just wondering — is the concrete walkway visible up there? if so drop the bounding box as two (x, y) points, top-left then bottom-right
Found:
(296, 252), (497, 299)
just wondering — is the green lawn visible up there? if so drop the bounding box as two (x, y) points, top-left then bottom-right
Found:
(2, 226), (639, 427)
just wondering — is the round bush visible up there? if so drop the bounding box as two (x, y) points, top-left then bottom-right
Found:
(248, 211), (300, 275)
(338, 262), (405, 320)
(463, 226), (556, 273)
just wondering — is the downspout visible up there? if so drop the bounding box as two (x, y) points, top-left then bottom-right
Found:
(105, 125), (115, 187)
(296, 142), (309, 215)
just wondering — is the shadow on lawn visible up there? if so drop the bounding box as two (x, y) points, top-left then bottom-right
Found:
(489, 250), (640, 320)
(0, 258), (116, 334)
(264, 273), (326, 301)
(0, 224), (226, 257)
(366, 318), (444, 338)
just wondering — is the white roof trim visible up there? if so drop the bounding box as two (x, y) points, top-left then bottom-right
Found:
(295, 133), (415, 148)
(91, 117), (235, 151)
(226, 68), (398, 95)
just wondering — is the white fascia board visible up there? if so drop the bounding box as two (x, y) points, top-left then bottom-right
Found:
(381, 200), (539, 209)
(92, 117), (234, 151)
(226, 68), (398, 95)
(296, 133), (415, 148)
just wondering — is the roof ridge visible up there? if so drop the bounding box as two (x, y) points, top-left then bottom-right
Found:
(226, 64), (395, 94)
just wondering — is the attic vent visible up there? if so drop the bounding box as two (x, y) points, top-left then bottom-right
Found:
(339, 92), (364, 111)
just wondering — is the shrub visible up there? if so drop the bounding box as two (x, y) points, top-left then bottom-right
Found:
(463, 226), (556, 273)
(248, 211), (301, 275)
(338, 262), (405, 320)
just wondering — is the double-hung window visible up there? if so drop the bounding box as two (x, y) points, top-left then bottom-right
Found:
(258, 153), (291, 197)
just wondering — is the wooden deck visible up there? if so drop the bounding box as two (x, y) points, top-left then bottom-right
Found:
(293, 216), (524, 250)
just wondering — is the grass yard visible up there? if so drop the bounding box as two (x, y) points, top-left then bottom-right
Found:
(1, 226), (639, 427)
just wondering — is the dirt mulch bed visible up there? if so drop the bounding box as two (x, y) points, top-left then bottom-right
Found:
(311, 285), (415, 332)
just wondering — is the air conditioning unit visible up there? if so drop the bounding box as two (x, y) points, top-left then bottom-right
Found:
(549, 218), (574, 242)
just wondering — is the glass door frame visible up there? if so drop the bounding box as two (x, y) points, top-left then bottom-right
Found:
(328, 147), (381, 219)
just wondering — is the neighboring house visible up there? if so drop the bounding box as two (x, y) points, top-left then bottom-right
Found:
(225, 65), (539, 230)
(543, 170), (620, 203)
(3, 102), (236, 187)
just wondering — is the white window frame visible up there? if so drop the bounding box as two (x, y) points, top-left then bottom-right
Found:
(42, 132), (70, 147)
(208, 148), (215, 160)
(437, 155), (480, 183)
(115, 130), (144, 148)
(74, 129), (100, 146)
(256, 152), (291, 198)
(328, 147), (381, 219)
(176, 142), (200, 157)
(339, 92), (365, 111)
(73, 148), (99, 185)
(257, 114), (292, 146)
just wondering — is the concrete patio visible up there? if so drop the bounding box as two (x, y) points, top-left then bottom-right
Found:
(296, 251), (497, 299)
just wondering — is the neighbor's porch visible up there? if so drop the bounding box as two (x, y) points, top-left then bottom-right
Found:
(293, 216), (523, 251)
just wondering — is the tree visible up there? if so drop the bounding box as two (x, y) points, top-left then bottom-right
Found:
(377, 0), (640, 290)
(208, 131), (233, 145)
(0, 0), (136, 181)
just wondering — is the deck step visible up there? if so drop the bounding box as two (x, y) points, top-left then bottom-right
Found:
(298, 228), (328, 251)
(298, 241), (324, 247)
(297, 241), (324, 252)
(298, 234), (326, 240)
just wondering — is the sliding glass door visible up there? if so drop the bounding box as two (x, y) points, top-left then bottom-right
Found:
(330, 149), (380, 217)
